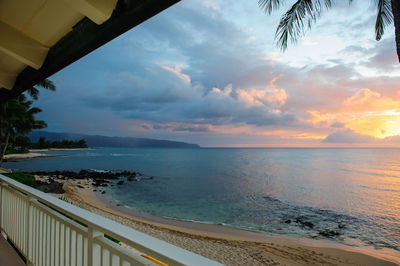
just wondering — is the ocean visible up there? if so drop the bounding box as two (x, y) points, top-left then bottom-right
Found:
(4, 147), (400, 253)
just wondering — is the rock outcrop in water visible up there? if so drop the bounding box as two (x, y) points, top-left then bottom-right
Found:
(318, 229), (341, 238)
(27, 169), (151, 194)
(295, 217), (314, 229)
(282, 216), (345, 240)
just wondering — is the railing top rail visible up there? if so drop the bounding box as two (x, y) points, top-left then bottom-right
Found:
(0, 174), (223, 266)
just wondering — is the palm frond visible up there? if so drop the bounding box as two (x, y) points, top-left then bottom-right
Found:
(375, 0), (393, 41)
(275, 0), (319, 51)
(33, 120), (47, 130)
(264, 0), (353, 51)
(27, 107), (42, 115)
(259, 0), (284, 14)
(36, 79), (56, 91)
(27, 87), (39, 100)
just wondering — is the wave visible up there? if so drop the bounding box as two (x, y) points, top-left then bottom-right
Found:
(110, 153), (139, 157)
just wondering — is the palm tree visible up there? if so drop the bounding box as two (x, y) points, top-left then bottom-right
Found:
(0, 98), (26, 165)
(259, 0), (400, 62)
(0, 80), (55, 166)
(0, 95), (48, 166)
(26, 79), (56, 100)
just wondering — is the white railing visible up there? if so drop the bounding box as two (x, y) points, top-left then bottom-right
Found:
(0, 174), (223, 266)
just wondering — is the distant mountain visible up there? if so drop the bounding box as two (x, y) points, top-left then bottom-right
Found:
(28, 131), (200, 148)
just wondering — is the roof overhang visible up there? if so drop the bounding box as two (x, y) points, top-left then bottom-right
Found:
(0, 0), (179, 103)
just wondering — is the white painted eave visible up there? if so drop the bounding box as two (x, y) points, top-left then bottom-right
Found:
(0, 0), (117, 90)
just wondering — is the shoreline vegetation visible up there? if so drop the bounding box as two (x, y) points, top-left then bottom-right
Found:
(2, 169), (398, 265)
(2, 136), (88, 160)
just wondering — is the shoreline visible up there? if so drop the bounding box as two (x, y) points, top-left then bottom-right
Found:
(61, 180), (399, 265)
(3, 152), (58, 160)
(29, 148), (91, 151)
(4, 148), (90, 160)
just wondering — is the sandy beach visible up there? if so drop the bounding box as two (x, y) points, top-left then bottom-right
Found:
(29, 148), (91, 151)
(4, 148), (90, 160)
(3, 152), (57, 160)
(53, 179), (400, 266)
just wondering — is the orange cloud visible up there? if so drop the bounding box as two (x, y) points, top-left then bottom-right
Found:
(237, 77), (287, 107)
(306, 88), (400, 139)
(343, 88), (400, 112)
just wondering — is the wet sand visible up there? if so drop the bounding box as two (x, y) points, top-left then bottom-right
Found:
(58, 180), (400, 266)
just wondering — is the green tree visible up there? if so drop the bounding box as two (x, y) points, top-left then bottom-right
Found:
(26, 79), (56, 100)
(0, 80), (56, 166)
(77, 139), (87, 148)
(0, 95), (47, 165)
(37, 137), (49, 149)
(259, 0), (400, 62)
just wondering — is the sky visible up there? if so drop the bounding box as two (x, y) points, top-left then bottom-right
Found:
(35, 0), (400, 147)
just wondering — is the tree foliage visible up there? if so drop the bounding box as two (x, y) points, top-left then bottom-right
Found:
(29, 137), (88, 149)
(259, 0), (400, 61)
(0, 80), (56, 166)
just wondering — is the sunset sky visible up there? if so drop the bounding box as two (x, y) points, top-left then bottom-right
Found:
(35, 0), (400, 147)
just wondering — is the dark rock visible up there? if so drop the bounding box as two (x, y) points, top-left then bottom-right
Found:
(295, 217), (314, 229)
(36, 179), (65, 194)
(318, 230), (340, 238)
(284, 219), (291, 224)
(101, 191), (106, 194)
(338, 223), (345, 229)
(141, 176), (154, 181)
(77, 185), (84, 189)
(303, 221), (314, 229)
(27, 169), (151, 191)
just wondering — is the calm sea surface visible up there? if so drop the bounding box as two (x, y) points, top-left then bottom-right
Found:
(4, 147), (400, 252)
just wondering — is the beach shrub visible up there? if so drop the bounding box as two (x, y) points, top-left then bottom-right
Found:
(5, 147), (29, 155)
(4, 172), (37, 188)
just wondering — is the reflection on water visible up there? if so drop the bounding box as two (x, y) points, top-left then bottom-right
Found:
(5, 147), (400, 252)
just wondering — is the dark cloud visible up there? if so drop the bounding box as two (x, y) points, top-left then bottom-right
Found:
(71, 3), (309, 129)
(330, 122), (345, 128)
(365, 39), (399, 71)
(323, 129), (376, 143)
(340, 38), (399, 72)
(150, 123), (210, 132)
(172, 125), (210, 132)
(141, 124), (151, 130)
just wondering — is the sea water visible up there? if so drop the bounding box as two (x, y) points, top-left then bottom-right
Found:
(4, 147), (400, 252)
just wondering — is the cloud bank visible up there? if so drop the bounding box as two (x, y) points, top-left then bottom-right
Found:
(34, 0), (400, 147)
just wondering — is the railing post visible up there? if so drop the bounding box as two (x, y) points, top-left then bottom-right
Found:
(88, 226), (103, 266)
(25, 197), (36, 266)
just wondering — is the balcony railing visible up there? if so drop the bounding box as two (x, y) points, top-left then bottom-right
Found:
(0, 174), (223, 266)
